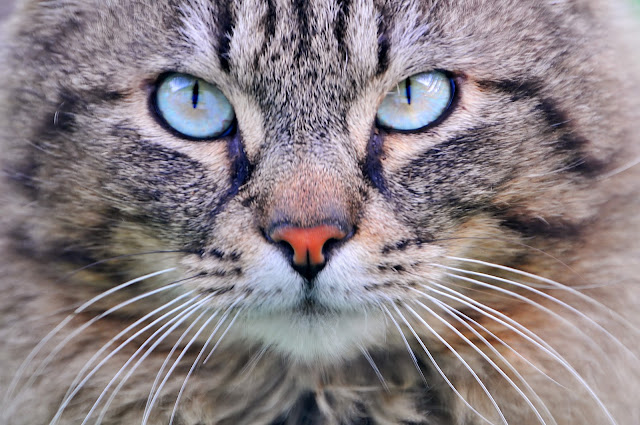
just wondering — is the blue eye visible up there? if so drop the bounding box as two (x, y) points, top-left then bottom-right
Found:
(155, 73), (235, 139)
(376, 71), (454, 131)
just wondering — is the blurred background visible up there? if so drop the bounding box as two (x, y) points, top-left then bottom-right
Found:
(0, 0), (13, 22)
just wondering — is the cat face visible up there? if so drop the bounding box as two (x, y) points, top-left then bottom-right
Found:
(1, 0), (635, 362)
(2, 1), (640, 423)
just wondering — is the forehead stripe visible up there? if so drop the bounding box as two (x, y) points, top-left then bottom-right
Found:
(217, 0), (235, 72)
(334, 0), (352, 59)
(376, 3), (391, 76)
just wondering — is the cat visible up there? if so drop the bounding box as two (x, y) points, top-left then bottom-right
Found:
(1, 0), (640, 423)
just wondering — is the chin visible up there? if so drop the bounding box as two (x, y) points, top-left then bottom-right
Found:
(236, 308), (389, 364)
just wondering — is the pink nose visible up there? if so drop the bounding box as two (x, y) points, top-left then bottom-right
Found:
(270, 225), (348, 280)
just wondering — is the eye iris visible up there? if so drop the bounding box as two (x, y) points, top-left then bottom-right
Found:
(155, 73), (235, 139)
(376, 71), (453, 131)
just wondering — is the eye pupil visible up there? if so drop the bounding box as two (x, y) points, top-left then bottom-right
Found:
(192, 81), (199, 109)
(405, 77), (412, 105)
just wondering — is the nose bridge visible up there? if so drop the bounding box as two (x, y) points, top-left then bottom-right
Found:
(251, 115), (363, 236)
(252, 122), (360, 226)
(268, 157), (353, 229)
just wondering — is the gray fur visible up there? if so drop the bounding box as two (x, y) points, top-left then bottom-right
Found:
(1, 0), (639, 424)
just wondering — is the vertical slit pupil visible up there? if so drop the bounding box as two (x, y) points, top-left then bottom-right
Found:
(405, 77), (412, 105)
(192, 80), (200, 109)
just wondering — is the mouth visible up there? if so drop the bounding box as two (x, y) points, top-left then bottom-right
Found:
(238, 302), (386, 363)
(296, 293), (332, 316)
(294, 263), (326, 286)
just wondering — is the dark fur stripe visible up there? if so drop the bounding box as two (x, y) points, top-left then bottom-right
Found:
(48, 91), (80, 133)
(492, 207), (583, 239)
(376, 4), (392, 75)
(293, 0), (310, 39)
(208, 132), (252, 220)
(296, 392), (322, 425)
(217, 0), (234, 72)
(2, 156), (39, 199)
(293, 0), (312, 60)
(501, 218), (580, 239)
(264, 0), (277, 40)
(270, 392), (322, 425)
(44, 87), (124, 135)
(227, 131), (252, 191)
(334, 0), (351, 59)
(477, 78), (605, 176)
(477, 79), (570, 130)
(362, 129), (389, 195)
(477, 79), (542, 101)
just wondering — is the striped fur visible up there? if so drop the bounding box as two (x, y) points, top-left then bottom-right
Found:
(1, 0), (639, 424)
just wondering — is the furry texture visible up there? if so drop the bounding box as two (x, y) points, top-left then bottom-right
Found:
(1, 0), (639, 424)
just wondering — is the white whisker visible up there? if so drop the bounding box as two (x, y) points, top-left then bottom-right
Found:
(203, 303), (244, 364)
(446, 256), (640, 336)
(89, 295), (212, 425)
(439, 299), (566, 389)
(75, 268), (177, 313)
(142, 309), (212, 420)
(414, 284), (618, 425)
(32, 279), (193, 401)
(423, 283), (561, 358)
(51, 294), (201, 425)
(438, 264), (638, 361)
(4, 268), (176, 405)
(399, 303), (507, 425)
(358, 345), (389, 392)
(412, 298), (549, 425)
(381, 304), (496, 425)
(237, 346), (269, 381)
(168, 299), (245, 425)
(379, 304), (427, 385)
(64, 290), (195, 402)
(26, 285), (192, 411)
(3, 315), (75, 405)
(60, 252), (185, 283)
(433, 297), (560, 424)
(597, 154), (640, 180)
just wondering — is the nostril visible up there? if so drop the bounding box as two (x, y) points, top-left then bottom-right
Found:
(268, 224), (351, 280)
(275, 239), (295, 260)
(322, 234), (351, 258)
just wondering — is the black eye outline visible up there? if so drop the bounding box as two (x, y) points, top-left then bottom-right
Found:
(149, 72), (237, 142)
(375, 71), (458, 134)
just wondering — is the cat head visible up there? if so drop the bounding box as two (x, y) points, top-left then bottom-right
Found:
(1, 0), (639, 362)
